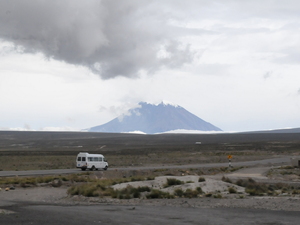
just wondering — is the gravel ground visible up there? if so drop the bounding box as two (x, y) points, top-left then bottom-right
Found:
(1, 173), (300, 225)
(1, 166), (300, 224)
(1, 184), (299, 212)
(1, 186), (300, 225)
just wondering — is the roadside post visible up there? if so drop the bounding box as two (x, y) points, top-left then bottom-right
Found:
(227, 155), (232, 167)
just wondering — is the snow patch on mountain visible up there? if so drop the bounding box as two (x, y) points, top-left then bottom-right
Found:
(162, 129), (226, 134)
(145, 100), (180, 108)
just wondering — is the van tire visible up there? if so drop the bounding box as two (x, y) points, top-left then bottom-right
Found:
(104, 166), (108, 171)
(81, 168), (86, 171)
(90, 166), (95, 171)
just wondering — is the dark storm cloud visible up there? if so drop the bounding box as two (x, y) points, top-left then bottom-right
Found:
(0, 0), (200, 79)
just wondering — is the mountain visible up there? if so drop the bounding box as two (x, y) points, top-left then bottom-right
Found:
(87, 102), (222, 134)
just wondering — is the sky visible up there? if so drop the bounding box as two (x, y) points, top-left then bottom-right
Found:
(1, 0), (300, 132)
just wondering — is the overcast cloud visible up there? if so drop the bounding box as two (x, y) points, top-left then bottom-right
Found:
(1, 0), (300, 132)
(0, 0), (199, 79)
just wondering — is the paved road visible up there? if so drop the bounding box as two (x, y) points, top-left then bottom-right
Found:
(0, 156), (291, 177)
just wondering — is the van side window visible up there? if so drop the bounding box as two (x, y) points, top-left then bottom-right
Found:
(77, 157), (81, 161)
(99, 157), (103, 162)
(82, 157), (86, 162)
(88, 157), (93, 161)
(94, 157), (99, 162)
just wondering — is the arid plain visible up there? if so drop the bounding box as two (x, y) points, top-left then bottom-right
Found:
(0, 130), (300, 224)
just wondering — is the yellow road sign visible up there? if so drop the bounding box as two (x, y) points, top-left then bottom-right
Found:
(227, 155), (232, 159)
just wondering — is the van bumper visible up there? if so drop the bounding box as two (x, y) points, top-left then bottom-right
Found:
(77, 166), (87, 170)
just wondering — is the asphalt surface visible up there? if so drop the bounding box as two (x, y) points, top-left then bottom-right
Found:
(0, 156), (291, 177)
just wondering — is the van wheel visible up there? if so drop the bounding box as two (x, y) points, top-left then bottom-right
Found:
(104, 166), (108, 171)
(81, 168), (86, 171)
(90, 166), (95, 171)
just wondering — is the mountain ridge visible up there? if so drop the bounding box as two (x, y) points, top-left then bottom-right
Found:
(88, 102), (222, 134)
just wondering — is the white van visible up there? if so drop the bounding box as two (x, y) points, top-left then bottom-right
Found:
(76, 152), (108, 171)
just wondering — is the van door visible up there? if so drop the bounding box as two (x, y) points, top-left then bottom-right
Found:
(77, 156), (87, 169)
(98, 157), (103, 169)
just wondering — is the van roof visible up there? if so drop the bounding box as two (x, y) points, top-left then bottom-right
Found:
(77, 152), (104, 156)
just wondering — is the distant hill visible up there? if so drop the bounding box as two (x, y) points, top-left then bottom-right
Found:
(87, 102), (222, 134)
(248, 127), (300, 134)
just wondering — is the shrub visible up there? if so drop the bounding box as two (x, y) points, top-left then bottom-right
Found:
(248, 178), (256, 183)
(101, 187), (115, 197)
(198, 177), (205, 182)
(236, 179), (244, 187)
(113, 185), (138, 199)
(222, 176), (232, 183)
(245, 183), (268, 196)
(67, 185), (80, 196)
(174, 187), (203, 198)
(164, 178), (183, 188)
(213, 194), (222, 198)
(267, 190), (275, 196)
(110, 185), (151, 199)
(174, 188), (184, 197)
(67, 183), (108, 197)
(236, 178), (255, 187)
(228, 187), (237, 194)
(83, 185), (99, 197)
(183, 189), (199, 198)
(61, 177), (68, 182)
(137, 186), (151, 192)
(68, 174), (93, 183)
(196, 187), (203, 194)
(281, 166), (295, 169)
(39, 176), (56, 183)
(130, 177), (144, 182)
(235, 178), (297, 196)
(146, 189), (174, 199)
(292, 189), (300, 195)
(67, 184), (99, 197)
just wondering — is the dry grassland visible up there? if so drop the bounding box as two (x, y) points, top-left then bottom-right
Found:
(0, 130), (299, 171)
